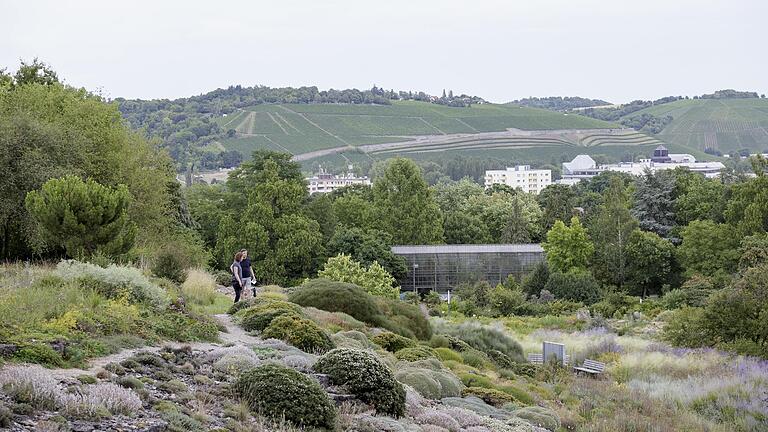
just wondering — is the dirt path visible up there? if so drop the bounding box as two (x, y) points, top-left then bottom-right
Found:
(41, 314), (259, 379)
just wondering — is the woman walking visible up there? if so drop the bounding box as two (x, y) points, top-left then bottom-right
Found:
(230, 251), (244, 303)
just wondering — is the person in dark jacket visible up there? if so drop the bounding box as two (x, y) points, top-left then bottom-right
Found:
(239, 249), (256, 298)
(230, 251), (244, 303)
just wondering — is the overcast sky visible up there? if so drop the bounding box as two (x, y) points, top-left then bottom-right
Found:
(2, 0), (765, 103)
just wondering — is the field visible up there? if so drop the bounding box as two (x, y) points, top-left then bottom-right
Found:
(621, 98), (768, 154)
(214, 101), (618, 159)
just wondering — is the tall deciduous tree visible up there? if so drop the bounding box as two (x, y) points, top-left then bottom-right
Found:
(589, 176), (638, 287)
(372, 158), (443, 244)
(632, 170), (676, 238)
(25, 175), (135, 257)
(724, 156), (768, 236)
(443, 212), (491, 244)
(625, 229), (675, 297)
(673, 169), (725, 225)
(677, 220), (740, 279)
(537, 184), (577, 232)
(542, 216), (594, 273)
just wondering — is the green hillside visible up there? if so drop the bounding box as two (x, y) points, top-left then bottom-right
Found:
(621, 98), (768, 154)
(216, 100), (617, 156)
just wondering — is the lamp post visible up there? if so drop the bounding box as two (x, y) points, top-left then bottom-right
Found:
(412, 263), (419, 293)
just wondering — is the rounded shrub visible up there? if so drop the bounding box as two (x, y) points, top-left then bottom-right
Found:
(395, 346), (439, 362)
(396, 368), (463, 399)
(461, 387), (517, 407)
(238, 300), (303, 332)
(234, 364), (336, 429)
(313, 348), (405, 417)
(513, 406), (560, 431)
(434, 321), (524, 362)
(372, 332), (416, 353)
(262, 314), (334, 353)
(374, 297), (433, 340)
(435, 348), (463, 363)
(288, 279), (386, 327)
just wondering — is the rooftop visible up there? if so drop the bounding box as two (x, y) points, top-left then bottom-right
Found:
(392, 244), (544, 254)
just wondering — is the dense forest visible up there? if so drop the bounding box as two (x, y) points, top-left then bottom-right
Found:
(509, 96), (611, 111)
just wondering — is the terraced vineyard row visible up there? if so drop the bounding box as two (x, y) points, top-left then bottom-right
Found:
(580, 131), (665, 147)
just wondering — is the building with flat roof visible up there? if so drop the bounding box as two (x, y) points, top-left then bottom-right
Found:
(558, 147), (725, 184)
(392, 244), (545, 294)
(306, 170), (370, 195)
(484, 165), (552, 194)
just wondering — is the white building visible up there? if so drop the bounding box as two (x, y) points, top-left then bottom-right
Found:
(484, 165), (552, 194)
(306, 171), (370, 195)
(558, 146), (726, 185)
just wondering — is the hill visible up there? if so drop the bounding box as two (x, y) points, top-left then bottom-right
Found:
(507, 96), (612, 111)
(617, 98), (768, 154)
(214, 100), (618, 158)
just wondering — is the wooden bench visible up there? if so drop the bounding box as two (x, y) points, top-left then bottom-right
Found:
(573, 359), (606, 375)
(527, 353), (570, 365)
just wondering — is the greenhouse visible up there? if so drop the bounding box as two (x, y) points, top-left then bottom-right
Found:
(391, 244), (545, 294)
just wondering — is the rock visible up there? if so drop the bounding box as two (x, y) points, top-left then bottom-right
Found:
(0, 344), (18, 357)
(330, 393), (357, 403)
(49, 340), (66, 355)
(312, 373), (331, 386)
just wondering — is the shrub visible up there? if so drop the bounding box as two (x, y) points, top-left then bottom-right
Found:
(262, 314), (334, 353)
(544, 270), (601, 305)
(235, 364), (336, 429)
(0, 365), (62, 409)
(416, 409), (462, 431)
(318, 254), (399, 298)
(374, 297), (433, 340)
(591, 292), (641, 318)
(289, 279), (386, 327)
(55, 260), (168, 310)
(313, 348), (405, 417)
(395, 346), (439, 362)
(331, 330), (374, 350)
(13, 344), (64, 367)
(117, 376), (144, 390)
(151, 309), (219, 342)
(302, 306), (367, 332)
(462, 387), (517, 407)
(372, 332), (416, 353)
(213, 351), (261, 374)
(62, 382), (142, 418)
(238, 300), (303, 332)
(435, 348), (463, 363)
(506, 362), (539, 378)
(662, 307), (709, 348)
(489, 284), (526, 317)
(662, 288), (712, 309)
(513, 406), (560, 431)
(396, 368), (463, 399)
(76, 375), (97, 384)
(152, 248), (186, 283)
(460, 350), (488, 368)
(435, 321), (524, 362)
(181, 269), (217, 305)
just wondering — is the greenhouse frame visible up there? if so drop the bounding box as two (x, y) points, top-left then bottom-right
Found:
(391, 244), (545, 294)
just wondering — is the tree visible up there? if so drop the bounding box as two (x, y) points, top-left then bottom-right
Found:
(542, 216), (594, 273)
(674, 171), (725, 226)
(677, 220), (740, 279)
(372, 158), (443, 244)
(25, 175), (135, 257)
(502, 194), (536, 243)
(432, 178), (484, 213)
(624, 229), (675, 297)
(537, 184), (577, 232)
(443, 212), (491, 244)
(467, 191), (542, 242)
(318, 254), (399, 299)
(588, 176), (638, 287)
(631, 170), (676, 238)
(522, 261), (550, 296)
(739, 233), (768, 270)
(327, 226), (407, 280)
(724, 158), (768, 236)
(544, 270), (601, 305)
(12, 58), (59, 87)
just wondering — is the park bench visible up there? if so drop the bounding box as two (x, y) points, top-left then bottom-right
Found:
(527, 353), (570, 365)
(573, 359), (606, 376)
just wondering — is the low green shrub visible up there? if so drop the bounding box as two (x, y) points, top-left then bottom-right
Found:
(313, 348), (405, 417)
(460, 350), (488, 368)
(180, 269), (217, 305)
(506, 362), (539, 378)
(76, 375), (97, 384)
(395, 346), (438, 362)
(117, 376), (144, 390)
(372, 332), (416, 353)
(238, 300), (303, 332)
(150, 309), (219, 342)
(434, 347), (463, 363)
(395, 367), (463, 399)
(151, 249), (186, 283)
(235, 364), (336, 429)
(498, 384), (535, 405)
(288, 279), (386, 326)
(262, 314), (334, 353)
(462, 387), (517, 407)
(374, 297), (432, 341)
(12, 344), (64, 367)
(662, 288), (712, 309)
(591, 292), (641, 318)
(161, 411), (205, 432)
(331, 330), (374, 350)
(435, 321), (524, 362)
(513, 406), (560, 431)
(55, 260), (168, 310)
(459, 373), (495, 389)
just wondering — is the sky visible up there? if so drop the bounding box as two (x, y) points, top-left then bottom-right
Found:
(2, 0), (766, 104)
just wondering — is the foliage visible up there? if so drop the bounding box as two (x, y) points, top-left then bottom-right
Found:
(724, 163), (768, 235)
(151, 248), (186, 283)
(372, 332), (416, 353)
(542, 216), (593, 273)
(54, 260), (168, 310)
(522, 261), (550, 297)
(373, 296), (433, 340)
(631, 170), (676, 238)
(180, 269), (217, 305)
(0, 365), (62, 409)
(738, 233), (768, 270)
(261, 314), (334, 353)
(443, 211), (492, 244)
(537, 184), (578, 232)
(318, 254), (399, 298)
(395, 346), (439, 362)
(435, 321), (524, 362)
(314, 348), (406, 417)
(25, 175), (135, 258)
(591, 292), (641, 318)
(544, 270), (601, 305)
(395, 367), (463, 399)
(674, 171), (725, 225)
(624, 229), (676, 297)
(513, 406), (560, 431)
(326, 226), (407, 280)
(372, 158), (444, 244)
(489, 283), (526, 317)
(238, 299), (303, 332)
(677, 220), (740, 278)
(461, 387), (516, 406)
(289, 279), (385, 326)
(234, 363), (336, 429)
